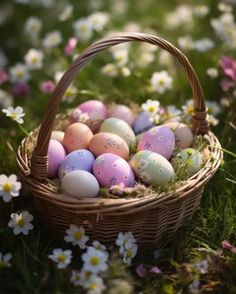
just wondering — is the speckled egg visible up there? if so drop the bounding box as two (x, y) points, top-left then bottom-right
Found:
(138, 126), (175, 159)
(133, 111), (154, 134)
(89, 133), (129, 159)
(61, 170), (100, 198)
(93, 153), (135, 188)
(70, 100), (108, 132)
(51, 131), (65, 143)
(100, 118), (136, 147)
(63, 123), (93, 153)
(130, 150), (175, 186)
(173, 148), (203, 178)
(47, 139), (66, 178)
(163, 122), (193, 148)
(108, 104), (135, 126)
(58, 149), (95, 179)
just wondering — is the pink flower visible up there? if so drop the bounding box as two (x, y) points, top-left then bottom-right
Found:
(220, 56), (236, 81)
(0, 68), (8, 84)
(220, 79), (235, 91)
(221, 240), (232, 249)
(64, 38), (78, 56)
(149, 266), (162, 274)
(40, 80), (55, 94)
(231, 247), (236, 254)
(11, 82), (30, 96)
(136, 264), (147, 277)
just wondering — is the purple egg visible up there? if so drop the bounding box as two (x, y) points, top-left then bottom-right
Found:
(48, 139), (66, 178)
(138, 126), (175, 159)
(133, 111), (154, 134)
(93, 153), (135, 188)
(58, 149), (95, 179)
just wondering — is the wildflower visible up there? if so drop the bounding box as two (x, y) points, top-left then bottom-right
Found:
(84, 276), (106, 294)
(116, 232), (136, 255)
(165, 4), (193, 29)
(221, 240), (232, 249)
(63, 85), (78, 102)
(43, 31), (62, 48)
(40, 80), (55, 94)
(59, 4), (73, 22)
(9, 63), (30, 83)
(220, 56), (236, 81)
(196, 259), (208, 274)
(0, 174), (21, 203)
(231, 247), (236, 254)
(193, 5), (209, 17)
(24, 17), (42, 39)
(136, 264), (147, 277)
(206, 68), (219, 78)
(112, 49), (128, 67)
(178, 36), (194, 50)
(89, 12), (109, 32)
(164, 105), (182, 121)
(92, 241), (107, 253)
(0, 68), (8, 84)
(71, 269), (95, 287)
(0, 252), (12, 269)
(188, 280), (200, 294)
(64, 37), (78, 56)
(123, 242), (138, 265)
(182, 99), (194, 115)
(82, 246), (108, 274)
(79, 113), (90, 123)
(150, 71), (173, 94)
(11, 82), (30, 97)
(207, 114), (219, 126)
(110, 183), (125, 195)
(101, 63), (118, 77)
(120, 66), (131, 77)
(2, 106), (25, 124)
(137, 51), (155, 68)
(150, 266), (162, 274)
(8, 211), (34, 235)
(141, 99), (160, 116)
(0, 90), (13, 108)
(64, 225), (89, 248)
(193, 38), (215, 52)
(205, 100), (221, 116)
(73, 18), (93, 42)
(24, 49), (44, 70)
(48, 248), (72, 269)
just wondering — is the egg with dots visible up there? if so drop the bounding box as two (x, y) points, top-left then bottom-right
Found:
(100, 118), (136, 147)
(137, 125), (175, 160)
(58, 149), (95, 179)
(89, 133), (129, 159)
(47, 139), (66, 178)
(61, 170), (100, 198)
(108, 104), (135, 126)
(70, 100), (108, 132)
(51, 130), (65, 143)
(93, 153), (135, 188)
(62, 123), (93, 153)
(130, 150), (175, 186)
(133, 111), (154, 134)
(163, 121), (193, 148)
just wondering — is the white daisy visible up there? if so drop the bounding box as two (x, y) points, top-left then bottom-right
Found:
(92, 241), (107, 253)
(24, 49), (44, 70)
(82, 246), (108, 274)
(116, 231), (136, 254)
(89, 12), (109, 32)
(71, 269), (96, 287)
(193, 5), (209, 17)
(0, 252), (12, 269)
(9, 63), (30, 83)
(206, 100), (221, 116)
(73, 18), (93, 42)
(182, 99), (194, 115)
(120, 66), (131, 77)
(207, 114), (219, 126)
(43, 31), (62, 48)
(123, 242), (138, 265)
(193, 38), (215, 52)
(137, 51), (155, 68)
(150, 71), (173, 94)
(64, 225), (89, 249)
(101, 63), (118, 77)
(8, 211), (34, 235)
(48, 248), (72, 269)
(112, 49), (128, 67)
(206, 68), (219, 79)
(137, 159), (149, 170)
(24, 17), (42, 38)
(85, 276), (106, 294)
(141, 99), (160, 116)
(0, 90), (13, 108)
(178, 36), (194, 50)
(140, 171), (151, 183)
(59, 4), (73, 22)
(2, 106), (25, 124)
(0, 174), (21, 203)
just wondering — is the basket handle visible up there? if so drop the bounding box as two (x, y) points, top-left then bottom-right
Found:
(31, 32), (208, 180)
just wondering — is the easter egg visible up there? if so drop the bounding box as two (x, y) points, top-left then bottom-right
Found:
(133, 111), (154, 134)
(130, 150), (175, 186)
(163, 122), (193, 148)
(51, 131), (65, 143)
(100, 118), (136, 147)
(63, 123), (93, 153)
(47, 139), (66, 178)
(61, 170), (99, 198)
(89, 133), (129, 159)
(173, 148), (203, 178)
(138, 126), (175, 159)
(93, 153), (135, 188)
(70, 100), (108, 132)
(58, 149), (95, 179)
(108, 104), (135, 126)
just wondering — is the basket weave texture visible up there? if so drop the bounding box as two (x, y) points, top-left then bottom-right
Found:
(17, 32), (223, 246)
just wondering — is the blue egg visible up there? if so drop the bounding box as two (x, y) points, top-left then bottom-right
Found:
(58, 149), (95, 179)
(133, 111), (154, 134)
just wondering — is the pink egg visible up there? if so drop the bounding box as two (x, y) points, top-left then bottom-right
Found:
(137, 126), (175, 159)
(93, 153), (135, 188)
(70, 100), (108, 132)
(48, 139), (66, 178)
(109, 104), (135, 126)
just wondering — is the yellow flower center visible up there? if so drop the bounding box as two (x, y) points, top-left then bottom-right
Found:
(17, 217), (25, 227)
(158, 79), (165, 85)
(57, 254), (66, 262)
(31, 57), (38, 64)
(3, 183), (13, 192)
(74, 231), (83, 240)
(16, 71), (24, 79)
(90, 256), (100, 266)
(126, 249), (132, 258)
(90, 282), (98, 290)
(10, 112), (17, 120)
(148, 105), (156, 113)
(187, 105), (194, 114)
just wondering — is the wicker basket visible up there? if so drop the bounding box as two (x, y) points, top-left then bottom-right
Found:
(17, 32), (223, 246)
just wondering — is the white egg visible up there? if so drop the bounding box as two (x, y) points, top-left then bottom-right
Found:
(61, 170), (100, 198)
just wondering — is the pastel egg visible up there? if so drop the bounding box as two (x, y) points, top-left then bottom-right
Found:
(138, 126), (175, 159)
(63, 123), (93, 153)
(61, 170), (99, 198)
(58, 149), (95, 179)
(130, 150), (175, 186)
(163, 122), (193, 148)
(89, 133), (129, 159)
(51, 131), (65, 143)
(108, 104), (135, 126)
(47, 139), (66, 178)
(173, 148), (203, 178)
(100, 118), (136, 147)
(93, 153), (135, 188)
(133, 111), (154, 134)
(70, 100), (108, 132)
